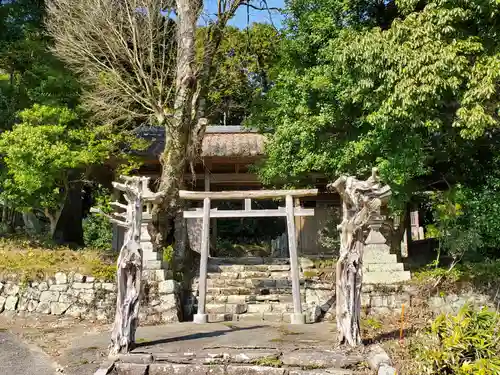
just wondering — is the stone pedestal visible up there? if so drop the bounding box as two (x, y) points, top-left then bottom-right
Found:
(141, 206), (169, 282)
(363, 217), (410, 284)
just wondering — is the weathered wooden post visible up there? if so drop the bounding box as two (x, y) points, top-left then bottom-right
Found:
(92, 176), (164, 356)
(194, 197), (211, 324)
(329, 168), (391, 346)
(285, 195), (305, 324)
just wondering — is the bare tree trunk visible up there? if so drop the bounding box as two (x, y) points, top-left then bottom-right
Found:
(336, 235), (363, 346)
(109, 181), (144, 356)
(330, 168), (392, 347)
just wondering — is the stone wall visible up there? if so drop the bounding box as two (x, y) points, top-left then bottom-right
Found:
(304, 281), (498, 321)
(0, 272), (182, 323)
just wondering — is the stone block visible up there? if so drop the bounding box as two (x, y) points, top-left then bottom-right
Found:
(27, 300), (38, 312)
(378, 364), (397, 375)
(73, 282), (94, 290)
(36, 301), (51, 314)
(55, 272), (67, 285)
(101, 283), (116, 292)
(248, 304), (271, 314)
(66, 304), (88, 318)
(282, 350), (363, 368)
(227, 295), (247, 304)
(59, 293), (78, 304)
(86, 276), (96, 283)
(38, 282), (49, 291)
(50, 302), (71, 315)
(73, 273), (85, 282)
(206, 304), (226, 314)
(5, 296), (18, 311)
(213, 295), (229, 303)
(115, 363), (148, 375)
(299, 258), (315, 269)
(149, 364), (225, 375)
(79, 290), (96, 304)
(305, 304), (322, 323)
(262, 312), (283, 322)
(5, 283), (19, 296)
(363, 251), (397, 264)
(145, 260), (163, 270)
(21, 287), (41, 301)
(237, 313), (263, 322)
(226, 365), (286, 375)
(158, 280), (178, 294)
(364, 263), (404, 272)
(161, 311), (180, 323)
(208, 313), (231, 323)
(40, 291), (60, 303)
(269, 265), (291, 272)
(367, 344), (392, 370)
(0, 282), (3, 293)
(364, 271), (411, 284)
(49, 284), (69, 292)
(159, 293), (177, 304)
(118, 353), (154, 364)
(240, 271), (269, 279)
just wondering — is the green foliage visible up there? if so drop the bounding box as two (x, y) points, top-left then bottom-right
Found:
(254, 0), (500, 207)
(199, 23), (280, 125)
(423, 176), (500, 261)
(413, 304), (500, 374)
(163, 245), (174, 267)
(0, 105), (115, 229)
(83, 215), (112, 251)
(83, 185), (113, 250)
(0, 0), (80, 129)
(412, 260), (500, 289)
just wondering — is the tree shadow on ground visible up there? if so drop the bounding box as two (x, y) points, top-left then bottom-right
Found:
(134, 325), (266, 349)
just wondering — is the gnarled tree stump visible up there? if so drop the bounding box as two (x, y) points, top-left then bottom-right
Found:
(329, 168), (391, 347)
(92, 176), (164, 356)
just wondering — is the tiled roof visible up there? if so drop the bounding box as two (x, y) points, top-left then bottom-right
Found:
(137, 126), (265, 158)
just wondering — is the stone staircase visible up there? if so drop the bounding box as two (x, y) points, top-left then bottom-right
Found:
(191, 257), (308, 323)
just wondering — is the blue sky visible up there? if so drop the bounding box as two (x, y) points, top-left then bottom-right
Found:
(203, 0), (286, 28)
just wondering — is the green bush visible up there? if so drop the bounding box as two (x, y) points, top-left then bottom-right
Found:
(413, 304), (500, 374)
(83, 214), (112, 250)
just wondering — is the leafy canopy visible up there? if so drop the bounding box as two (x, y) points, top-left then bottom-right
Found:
(254, 0), (500, 206)
(0, 105), (116, 217)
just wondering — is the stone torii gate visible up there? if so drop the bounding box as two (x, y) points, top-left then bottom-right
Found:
(179, 189), (318, 325)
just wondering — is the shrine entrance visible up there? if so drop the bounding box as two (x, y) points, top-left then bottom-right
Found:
(180, 189), (318, 325)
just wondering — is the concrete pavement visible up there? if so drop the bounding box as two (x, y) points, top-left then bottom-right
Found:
(0, 331), (56, 375)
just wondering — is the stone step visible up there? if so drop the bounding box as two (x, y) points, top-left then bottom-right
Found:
(204, 286), (302, 296)
(142, 250), (163, 261)
(208, 257), (290, 265)
(205, 271), (292, 280)
(206, 303), (248, 314)
(206, 312), (291, 323)
(207, 294), (297, 304)
(363, 262), (404, 272)
(205, 302), (293, 315)
(208, 264), (291, 273)
(364, 270), (411, 284)
(142, 269), (172, 282)
(363, 251), (398, 264)
(203, 278), (296, 289)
